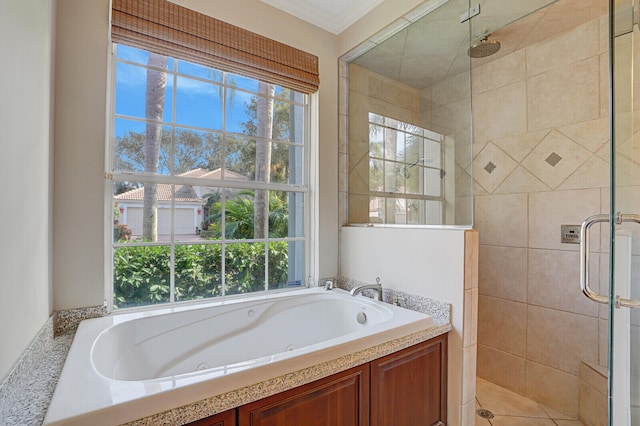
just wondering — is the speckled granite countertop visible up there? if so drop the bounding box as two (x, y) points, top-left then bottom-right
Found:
(0, 278), (450, 426)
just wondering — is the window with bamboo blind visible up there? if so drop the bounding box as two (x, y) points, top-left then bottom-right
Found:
(107, 0), (312, 310)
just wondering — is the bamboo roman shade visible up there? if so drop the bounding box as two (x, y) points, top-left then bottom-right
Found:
(111, 0), (319, 94)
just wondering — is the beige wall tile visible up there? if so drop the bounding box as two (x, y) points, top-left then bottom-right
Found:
(479, 245), (527, 302)
(472, 49), (526, 95)
(557, 155), (610, 191)
(462, 399), (476, 426)
(558, 118), (609, 154)
(578, 361), (608, 396)
(528, 249), (599, 317)
(463, 344), (478, 404)
(579, 379), (607, 426)
(527, 57), (600, 131)
(527, 305), (599, 375)
(493, 129), (549, 163)
(525, 18), (599, 78)
(475, 193), (528, 247)
(479, 295), (527, 357)
(477, 344), (526, 395)
(526, 360), (579, 418)
(599, 318), (609, 368)
(528, 189), (601, 252)
(494, 166), (550, 194)
(473, 81), (527, 145)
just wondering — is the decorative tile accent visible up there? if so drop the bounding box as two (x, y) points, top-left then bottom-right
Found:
(473, 142), (518, 194)
(521, 129), (591, 189)
(545, 152), (562, 167)
(484, 162), (496, 174)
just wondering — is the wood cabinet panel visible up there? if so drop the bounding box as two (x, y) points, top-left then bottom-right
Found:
(186, 408), (235, 426)
(370, 335), (447, 426)
(238, 364), (369, 426)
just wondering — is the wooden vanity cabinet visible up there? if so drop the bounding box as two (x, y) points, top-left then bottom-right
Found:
(187, 408), (235, 426)
(189, 334), (447, 426)
(370, 334), (447, 426)
(238, 364), (369, 426)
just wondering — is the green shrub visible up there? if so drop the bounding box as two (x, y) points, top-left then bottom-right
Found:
(113, 242), (290, 309)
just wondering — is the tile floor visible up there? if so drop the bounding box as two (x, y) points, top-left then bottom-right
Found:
(475, 378), (585, 425)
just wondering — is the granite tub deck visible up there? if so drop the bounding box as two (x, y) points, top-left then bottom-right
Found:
(0, 307), (107, 426)
(0, 279), (451, 426)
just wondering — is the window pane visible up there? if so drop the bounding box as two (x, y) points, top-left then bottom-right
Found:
(268, 241), (304, 290)
(368, 112), (383, 125)
(369, 125), (384, 158)
(424, 139), (441, 168)
(116, 44), (149, 64)
(177, 60), (222, 82)
(405, 134), (422, 165)
(225, 135), (256, 180)
(384, 128), (400, 161)
(174, 244), (222, 301)
(369, 159), (384, 191)
(113, 245), (171, 309)
(115, 62), (173, 122)
(406, 199), (424, 224)
(271, 143), (302, 184)
(222, 191), (256, 240)
(425, 168), (442, 197)
(369, 196), (385, 223)
(197, 188), (224, 241)
(225, 242), (265, 295)
(384, 161), (402, 193)
(176, 76), (222, 130)
(287, 102), (305, 144)
(173, 128), (222, 175)
(226, 89), (255, 134)
(227, 73), (259, 92)
(269, 191), (304, 238)
(114, 119), (171, 174)
(405, 164), (423, 195)
(426, 200), (442, 225)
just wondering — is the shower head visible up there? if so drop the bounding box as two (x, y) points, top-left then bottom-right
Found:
(468, 35), (501, 58)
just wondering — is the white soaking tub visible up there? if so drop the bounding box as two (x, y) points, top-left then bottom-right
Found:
(44, 287), (435, 425)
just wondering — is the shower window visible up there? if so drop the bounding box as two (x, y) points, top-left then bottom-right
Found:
(367, 113), (444, 224)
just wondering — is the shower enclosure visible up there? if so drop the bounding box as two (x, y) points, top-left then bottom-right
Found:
(342, 0), (640, 423)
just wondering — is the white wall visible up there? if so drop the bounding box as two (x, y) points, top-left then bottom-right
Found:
(0, 0), (56, 379)
(340, 226), (467, 424)
(53, 0), (111, 310)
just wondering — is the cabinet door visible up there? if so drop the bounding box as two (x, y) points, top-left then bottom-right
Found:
(370, 335), (447, 426)
(238, 364), (369, 426)
(186, 408), (236, 426)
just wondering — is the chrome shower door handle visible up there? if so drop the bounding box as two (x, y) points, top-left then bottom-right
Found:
(580, 213), (640, 308)
(580, 214), (609, 304)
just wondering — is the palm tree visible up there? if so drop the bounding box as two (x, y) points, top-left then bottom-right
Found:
(254, 82), (275, 238)
(142, 52), (168, 242)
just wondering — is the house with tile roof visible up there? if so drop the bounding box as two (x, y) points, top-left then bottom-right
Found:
(114, 168), (247, 237)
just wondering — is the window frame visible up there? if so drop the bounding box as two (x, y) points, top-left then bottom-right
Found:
(367, 113), (445, 225)
(104, 43), (318, 312)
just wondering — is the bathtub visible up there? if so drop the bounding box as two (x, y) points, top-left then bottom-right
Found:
(44, 287), (435, 425)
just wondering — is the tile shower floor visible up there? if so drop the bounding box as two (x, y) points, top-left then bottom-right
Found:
(475, 378), (585, 425)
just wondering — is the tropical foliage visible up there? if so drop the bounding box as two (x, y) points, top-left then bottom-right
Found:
(113, 242), (290, 309)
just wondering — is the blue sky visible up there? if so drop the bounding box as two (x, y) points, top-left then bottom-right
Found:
(114, 45), (259, 138)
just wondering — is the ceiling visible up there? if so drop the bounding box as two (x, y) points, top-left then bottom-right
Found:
(260, 0), (384, 35)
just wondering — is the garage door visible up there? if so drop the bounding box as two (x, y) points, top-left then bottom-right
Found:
(125, 207), (194, 237)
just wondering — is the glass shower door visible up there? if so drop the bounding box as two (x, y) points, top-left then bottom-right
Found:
(607, 0), (640, 423)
